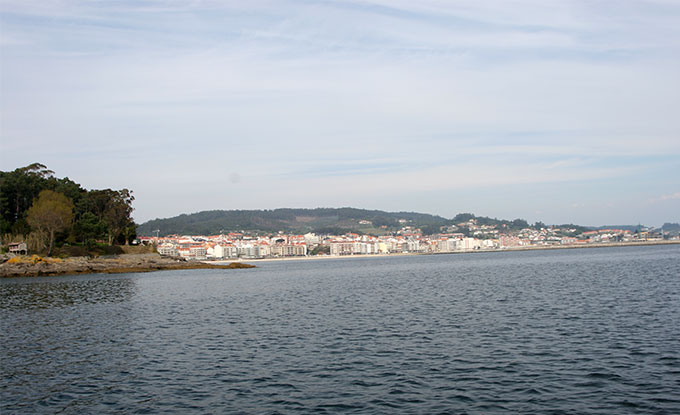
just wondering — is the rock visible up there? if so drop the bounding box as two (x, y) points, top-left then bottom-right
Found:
(0, 253), (254, 278)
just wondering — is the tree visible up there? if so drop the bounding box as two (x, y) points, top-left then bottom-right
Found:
(511, 219), (529, 229)
(85, 188), (135, 245)
(0, 163), (54, 234)
(26, 190), (74, 256)
(74, 211), (107, 244)
(120, 220), (137, 245)
(103, 189), (135, 245)
(453, 213), (476, 223)
(420, 223), (443, 235)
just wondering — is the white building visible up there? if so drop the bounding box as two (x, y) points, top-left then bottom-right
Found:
(458, 237), (481, 250)
(157, 244), (178, 257)
(304, 233), (320, 245)
(330, 242), (356, 256)
(237, 244), (260, 258)
(190, 246), (207, 260)
(211, 244), (238, 259)
(272, 244), (307, 257)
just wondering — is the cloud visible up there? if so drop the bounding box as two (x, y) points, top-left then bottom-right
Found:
(646, 191), (680, 205)
(661, 192), (680, 200)
(1, 0), (679, 226)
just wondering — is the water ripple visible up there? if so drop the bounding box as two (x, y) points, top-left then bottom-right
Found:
(1, 245), (679, 414)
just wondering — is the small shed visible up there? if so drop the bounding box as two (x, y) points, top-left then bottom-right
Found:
(8, 242), (28, 255)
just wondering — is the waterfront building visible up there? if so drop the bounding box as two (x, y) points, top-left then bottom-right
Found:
(157, 244), (178, 257)
(210, 244), (238, 259)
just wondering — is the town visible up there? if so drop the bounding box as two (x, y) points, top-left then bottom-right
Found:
(139, 218), (675, 261)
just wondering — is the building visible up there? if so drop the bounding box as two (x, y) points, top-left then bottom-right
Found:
(157, 244), (178, 257)
(8, 242), (27, 255)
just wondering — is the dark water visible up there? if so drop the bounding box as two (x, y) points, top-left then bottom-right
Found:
(2, 245), (679, 414)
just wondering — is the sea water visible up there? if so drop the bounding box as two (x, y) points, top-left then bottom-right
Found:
(2, 245), (679, 414)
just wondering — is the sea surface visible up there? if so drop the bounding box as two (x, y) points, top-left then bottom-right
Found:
(1, 245), (679, 414)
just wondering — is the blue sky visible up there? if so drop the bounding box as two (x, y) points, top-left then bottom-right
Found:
(1, 0), (678, 226)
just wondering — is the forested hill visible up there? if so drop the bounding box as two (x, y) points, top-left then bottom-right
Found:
(137, 208), (587, 236)
(137, 208), (448, 236)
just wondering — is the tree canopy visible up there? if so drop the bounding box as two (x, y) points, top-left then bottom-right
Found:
(26, 190), (74, 256)
(0, 163), (136, 253)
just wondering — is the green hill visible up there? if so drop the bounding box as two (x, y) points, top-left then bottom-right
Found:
(136, 208), (585, 236)
(137, 208), (449, 236)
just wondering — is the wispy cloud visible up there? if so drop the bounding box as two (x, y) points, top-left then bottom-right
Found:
(661, 192), (680, 200)
(1, 1), (679, 225)
(649, 192), (680, 203)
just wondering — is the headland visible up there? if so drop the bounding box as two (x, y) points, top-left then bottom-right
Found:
(0, 253), (254, 278)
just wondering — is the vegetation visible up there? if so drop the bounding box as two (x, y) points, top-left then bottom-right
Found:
(26, 190), (74, 256)
(309, 245), (331, 255)
(137, 208), (450, 236)
(661, 223), (680, 231)
(552, 224), (591, 236)
(588, 225), (646, 232)
(137, 207), (615, 237)
(452, 213), (530, 230)
(0, 163), (136, 255)
(137, 208), (567, 237)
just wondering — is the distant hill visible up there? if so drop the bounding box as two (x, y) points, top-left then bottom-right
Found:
(137, 208), (594, 236)
(137, 208), (449, 236)
(588, 225), (646, 232)
(661, 222), (680, 231)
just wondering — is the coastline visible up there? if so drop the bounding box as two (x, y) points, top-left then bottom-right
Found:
(0, 253), (254, 278)
(211, 240), (680, 264)
(2, 240), (676, 277)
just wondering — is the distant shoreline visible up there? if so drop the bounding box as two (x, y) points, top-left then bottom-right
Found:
(2, 241), (676, 278)
(211, 240), (680, 264)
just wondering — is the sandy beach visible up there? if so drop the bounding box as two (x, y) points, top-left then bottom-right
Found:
(2, 240), (676, 277)
(210, 240), (680, 264)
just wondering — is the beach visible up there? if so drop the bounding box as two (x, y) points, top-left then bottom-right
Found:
(211, 239), (680, 264)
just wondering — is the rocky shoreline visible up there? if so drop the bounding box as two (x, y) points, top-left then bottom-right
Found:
(0, 253), (255, 278)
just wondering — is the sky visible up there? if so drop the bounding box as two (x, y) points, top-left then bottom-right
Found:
(1, 0), (679, 227)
